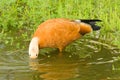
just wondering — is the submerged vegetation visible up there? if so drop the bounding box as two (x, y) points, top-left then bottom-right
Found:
(0, 0), (120, 50)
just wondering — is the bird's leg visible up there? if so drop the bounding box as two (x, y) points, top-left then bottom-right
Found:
(59, 47), (63, 52)
(58, 47), (63, 57)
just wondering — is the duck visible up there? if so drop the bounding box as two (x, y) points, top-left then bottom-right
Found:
(29, 18), (101, 59)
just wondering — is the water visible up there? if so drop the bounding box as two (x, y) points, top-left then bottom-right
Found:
(0, 37), (120, 80)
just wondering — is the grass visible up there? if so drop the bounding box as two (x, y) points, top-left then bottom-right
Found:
(0, 0), (120, 48)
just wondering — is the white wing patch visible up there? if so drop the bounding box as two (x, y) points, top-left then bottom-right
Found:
(74, 20), (81, 23)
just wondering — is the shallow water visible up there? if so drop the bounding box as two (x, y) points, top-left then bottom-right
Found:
(0, 38), (120, 80)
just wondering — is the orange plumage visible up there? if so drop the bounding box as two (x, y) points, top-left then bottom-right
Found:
(29, 18), (101, 59)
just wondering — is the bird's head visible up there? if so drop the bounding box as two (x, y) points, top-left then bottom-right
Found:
(29, 46), (39, 59)
(29, 37), (39, 59)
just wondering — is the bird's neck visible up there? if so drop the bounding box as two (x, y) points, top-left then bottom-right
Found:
(29, 37), (39, 55)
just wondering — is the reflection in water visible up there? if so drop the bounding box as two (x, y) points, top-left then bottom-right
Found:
(29, 52), (89, 80)
(28, 40), (120, 80)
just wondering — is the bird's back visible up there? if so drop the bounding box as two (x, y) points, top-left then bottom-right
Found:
(33, 18), (81, 50)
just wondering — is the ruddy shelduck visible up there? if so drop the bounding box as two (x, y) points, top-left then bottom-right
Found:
(29, 18), (101, 59)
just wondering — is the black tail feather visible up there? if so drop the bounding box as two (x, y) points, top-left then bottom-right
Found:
(80, 19), (102, 23)
(80, 19), (102, 31)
